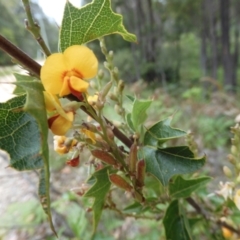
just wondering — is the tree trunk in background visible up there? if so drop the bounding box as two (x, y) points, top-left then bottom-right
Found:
(232, 0), (240, 88)
(207, 0), (218, 80)
(200, 0), (208, 77)
(220, 0), (236, 91)
(146, 0), (156, 63)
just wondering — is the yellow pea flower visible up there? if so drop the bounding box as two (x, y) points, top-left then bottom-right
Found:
(53, 136), (77, 155)
(41, 45), (98, 98)
(44, 91), (74, 135)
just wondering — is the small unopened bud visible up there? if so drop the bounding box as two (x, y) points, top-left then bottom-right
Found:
(99, 81), (112, 102)
(89, 81), (97, 89)
(231, 146), (238, 155)
(113, 67), (119, 80)
(100, 42), (107, 54)
(109, 174), (132, 191)
(98, 69), (104, 80)
(104, 61), (110, 69)
(109, 93), (118, 101)
(106, 126), (114, 140)
(108, 50), (114, 60)
(91, 150), (117, 166)
(136, 159), (146, 188)
(223, 166), (232, 178)
(129, 142), (138, 173)
(117, 80), (125, 92)
(228, 154), (236, 165)
(115, 104), (122, 115)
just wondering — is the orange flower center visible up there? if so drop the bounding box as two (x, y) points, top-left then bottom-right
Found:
(62, 69), (83, 80)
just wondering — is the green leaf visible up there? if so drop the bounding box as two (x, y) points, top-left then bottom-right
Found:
(126, 113), (135, 131)
(13, 73), (32, 95)
(144, 117), (187, 146)
(169, 176), (212, 199)
(14, 78), (56, 236)
(59, 0), (137, 51)
(163, 200), (192, 240)
(84, 167), (111, 233)
(0, 95), (43, 170)
(131, 99), (152, 131)
(142, 146), (205, 186)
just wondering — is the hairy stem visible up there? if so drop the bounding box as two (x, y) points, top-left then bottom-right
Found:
(21, 0), (51, 56)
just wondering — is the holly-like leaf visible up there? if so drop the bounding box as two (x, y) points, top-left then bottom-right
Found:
(142, 146), (205, 186)
(163, 200), (192, 240)
(84, 167), (111, 233)
(59, 0), (137, 51)
(131, 99), (152, 131)
(0, 95), (43, 170)
(144, 117), (187, 146)
(14, 78), (56, 235)
(169, 176), (211, 199)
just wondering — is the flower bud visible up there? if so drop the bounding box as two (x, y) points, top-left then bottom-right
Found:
(89, 81), (97, 89)
(231, 145), (238, 155)
(112, 67), (119, 81)
(109, 174), (132, 191)
(136, 159), (146, 188)
(117, 80), (125, 92)
(104, 61), (110, 69)
(108, 50), (114, 60)
(129, 142), (137, 173)
(223, 166), (232, 178)
(106, 126), (114, 140)
(109, 93), (118, 101)
(99, 81), (112, 102)
(91, 150), (117, 166)
(98, 69), (104, 80)
(227, 154), (236, 165)
(114, 104), (122, 115)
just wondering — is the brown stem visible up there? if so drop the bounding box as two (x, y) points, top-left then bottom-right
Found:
(0, 35), (133, 148)
(187, 197), (240, 236)
(0, 35), (41, 77)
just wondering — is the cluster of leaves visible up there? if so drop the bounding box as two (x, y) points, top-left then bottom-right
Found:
(2, 0), (238, 239)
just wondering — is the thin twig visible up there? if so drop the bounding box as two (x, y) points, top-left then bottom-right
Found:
(187, 197), (240, 236)
(21, 0), (51, 56)
(0, 35), (41, 77)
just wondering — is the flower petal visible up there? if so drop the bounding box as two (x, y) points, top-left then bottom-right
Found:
(41, 53), (67, 94)
(50, 112), (74, 135)
(59, 76), (71, 97)
(64, 45), (98, 79)
(69, 76), (89, 93)
(43, 91), (60, 112)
